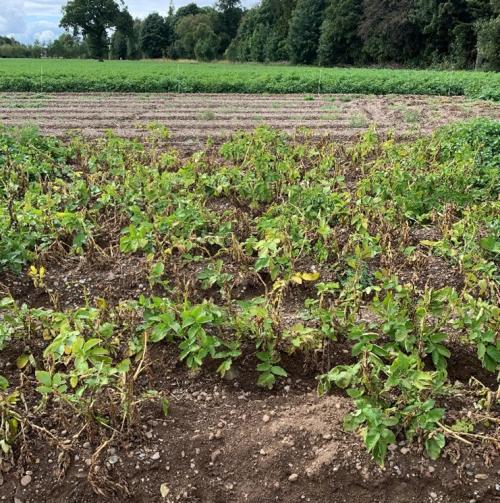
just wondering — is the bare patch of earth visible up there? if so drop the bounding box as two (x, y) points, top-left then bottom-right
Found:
(1, 93), (499, 150)
(0, 344), (498, 503)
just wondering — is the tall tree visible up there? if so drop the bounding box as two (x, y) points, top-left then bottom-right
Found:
(110, 8), (134, 59)
(475, 0), (500, 69)
(287, 0), (325, 64)
(164, 2), (176, 58)
(413, 0), (480, 66)
(174, 13), (220, 60)
(110, 30), (128, 59)
(318, 0), (363, 65)
(225, 7), (261, 61)
(140, 12), (170, 58)
(60, 0), (130, 60)
(215, 0), (243, 55)
(359, 0), (423, 64)
(260, 0), (296, 61)
(124, 18), (143, 59)
(46, 33), (88, 58)
(175, 3), (202, 19)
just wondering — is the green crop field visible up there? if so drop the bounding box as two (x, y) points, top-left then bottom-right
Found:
(0, 58), (499, 100)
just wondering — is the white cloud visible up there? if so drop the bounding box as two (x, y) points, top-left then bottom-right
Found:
(0, 0), (27, 36)
(24, 1), (63, 17)
(34, 29), (56, 43)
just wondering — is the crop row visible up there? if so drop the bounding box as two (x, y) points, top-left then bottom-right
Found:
(0, 119), (498, 467)
(0, 59), (499, 100)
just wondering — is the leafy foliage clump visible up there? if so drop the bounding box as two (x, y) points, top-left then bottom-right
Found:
(1, 60), (499, 101)
(0, 119), (498, 465)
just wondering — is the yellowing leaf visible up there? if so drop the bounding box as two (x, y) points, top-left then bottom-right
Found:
(70, 375), (78, 388)
(301, 272), (320, 282)
(16, 354), (29, 369)
(291, 272), (320, 284)
(96, 297), (107, 310)
(420, 240), (438, 247)
(272, 279), (287, 291)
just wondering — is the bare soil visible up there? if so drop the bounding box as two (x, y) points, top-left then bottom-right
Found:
(0, 233), (499, 503)
(0, 340), (499, 503)
(1, 93), (499, 151)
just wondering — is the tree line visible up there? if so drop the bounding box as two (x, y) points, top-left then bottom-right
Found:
(1, 0), (499, 70)
(230, 0), (500, 70)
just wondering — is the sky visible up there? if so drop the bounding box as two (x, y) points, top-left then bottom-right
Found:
(0, 0), (253, 44)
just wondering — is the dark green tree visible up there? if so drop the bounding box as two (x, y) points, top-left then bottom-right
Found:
(60, 0), (129, 60)
(170, 3), (213, 59)
(215, 0), (243, 55)
(48, 33), (88, 58)
(287, 0), (325, 64)
(195, 31), (220, 61)
(110, 30), (128, 59)
(250, 22), (267, 61)
(260, 0), (296, 60)
(110, 9), (134, 59)
(174, 13), (220, 60)
(225, 8), (261, 61)
(121, 18), (143, 59)
(318, 0), (363, 65)
(413, 0), (482, 66)
(0, 36), (18, 45)
(175, 3), (202, 20)
(359, 0), (423, 64)
(476, 0), (500, 69)
(226, 0), (296, 62)
(0, 37), (42, 58)
(140, 12), (170, 58)
(164, 1), (176, 57)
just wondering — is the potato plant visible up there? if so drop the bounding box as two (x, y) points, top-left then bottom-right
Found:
(0, 60), (499, 100)
(0, 119), (498, 466)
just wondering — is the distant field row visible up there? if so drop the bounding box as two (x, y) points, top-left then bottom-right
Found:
(2, 93), (499, 150)
(0, 59), (499, 100)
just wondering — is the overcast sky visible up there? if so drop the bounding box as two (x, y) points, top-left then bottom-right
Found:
(1, 0), (253, 44)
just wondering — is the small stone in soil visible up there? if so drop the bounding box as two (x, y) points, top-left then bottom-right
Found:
(20, 475), (32, 486)
(108, 455), (119, 465)
(211, 449), (222, 463)
(288, 474), (298, 482)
